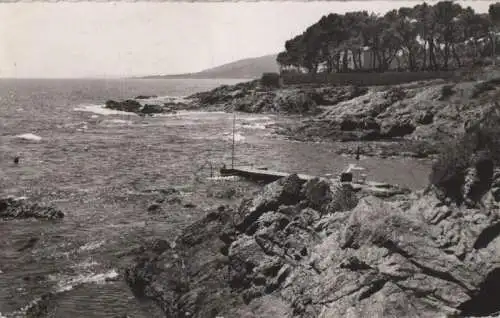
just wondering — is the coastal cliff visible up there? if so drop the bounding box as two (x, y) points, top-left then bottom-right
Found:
(124, 149), (500, 318)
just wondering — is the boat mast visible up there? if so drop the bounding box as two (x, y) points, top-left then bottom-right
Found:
(231, 109), (236, 169)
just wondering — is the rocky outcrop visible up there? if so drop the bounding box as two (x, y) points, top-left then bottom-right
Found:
(276, 76), (500, 153)
(0, 197), (64, 220)
(188, 81), (371, 115)
(124, 163), (500, 317)
(135, 95), (158, 99)
(104, 99), (181, 115)
(105, 99), (142, 113)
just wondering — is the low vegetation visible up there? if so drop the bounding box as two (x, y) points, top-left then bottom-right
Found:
(260, 72), (281, 88)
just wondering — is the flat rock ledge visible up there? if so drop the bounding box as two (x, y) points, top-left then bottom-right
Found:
(0, 197), (64, 220)
(124, 171), (500, 318)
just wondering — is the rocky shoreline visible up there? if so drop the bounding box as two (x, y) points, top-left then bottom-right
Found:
(122, 93), (500, 317)
(104, 98), (194, 116)
(107, 67), (500, 159)
(123, 155), (500, 317)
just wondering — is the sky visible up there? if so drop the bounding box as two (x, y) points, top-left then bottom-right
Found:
(0, 1), (497, 78)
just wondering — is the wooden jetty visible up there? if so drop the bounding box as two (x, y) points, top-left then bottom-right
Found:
(220, 166), (317, 183)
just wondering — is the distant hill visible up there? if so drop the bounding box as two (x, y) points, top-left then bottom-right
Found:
(140, 54), (279, 79)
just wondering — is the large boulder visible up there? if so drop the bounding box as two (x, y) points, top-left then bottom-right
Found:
(141, 104), (164, 115)
(380, 119), (416, 138)
(234, 174), (305, 233)
(105, 99), (142, 113)
(0, 197), (64, 220)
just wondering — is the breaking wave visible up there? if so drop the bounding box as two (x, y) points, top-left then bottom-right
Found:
(74, 104), (137, 116)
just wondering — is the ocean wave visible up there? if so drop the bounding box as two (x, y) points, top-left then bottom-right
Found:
(222, 132), (245, 142)
(15, 133), (42, 142)
(78, 240), (105, 252)
(148, 95), (189, 103)
(239, 116), (272, 121)
(51, 269), (119, 293)
(74, 104), (138, 116)
(239, 121), (275, 130)
(206, 176), (240, 181)
(72, 259), (100, 269)
(99, 119), (134, 126)
(153, 110), (226, 118)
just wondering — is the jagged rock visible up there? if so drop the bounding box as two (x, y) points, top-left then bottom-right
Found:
(325, 182), (359, 213)
(135, 95), (157, 99)
(141, 104), (164, 115)
(274, 91), (318, 114)
(415, 110), (434, 125)
(301, 178), (332, 213)
(234, 174), (305, 233)
(105, 99), (142, 113)
(125, 166), (500, 318)
(0, 197), (64, 220)
(380, 120), (416, 138)
(313, 85), (368, 106)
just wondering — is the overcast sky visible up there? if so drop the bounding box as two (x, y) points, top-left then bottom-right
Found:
(0, 1), (496, 78)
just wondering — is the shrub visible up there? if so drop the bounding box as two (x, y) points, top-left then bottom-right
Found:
(429, 106), (500, 203)
(439, 84), (455, 101)
(260, 72), (281, 88)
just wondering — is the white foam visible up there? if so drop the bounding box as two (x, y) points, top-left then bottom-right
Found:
(151, 95), (189, 104)
(54, 269), (119, 292)
(74, 104), (138, 116)
(345, 164), (366, 172)
(78, 240), (105, 252)
(240, 116), (272, 121)
(222, 132), (245, 142)
(15, 133), (42, 142)
(100, 119), (133, 125)
(73, 259), (100, 269)
(206, 176), (240, 181)
(239, 121), (275, 130)
(154, 110), (226, 118)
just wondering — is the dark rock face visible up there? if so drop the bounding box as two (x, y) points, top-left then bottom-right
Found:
(124, 150), (500, 318)
(415, 110), (434, 125)
(127, 173), (500, 317)
(141, 104), (164, 115)
(380, 120), (416, 138)
(135, 95), (158, 99)
(0, 197), (64, 220)
(104, 99), (179, 115)
(105, 99), (142, 113)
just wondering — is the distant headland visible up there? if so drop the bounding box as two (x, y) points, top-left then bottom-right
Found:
(137, 53), (279, 79)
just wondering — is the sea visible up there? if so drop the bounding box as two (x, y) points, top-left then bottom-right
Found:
(0, 78), (432, 317)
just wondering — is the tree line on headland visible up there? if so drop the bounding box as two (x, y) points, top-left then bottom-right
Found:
(277, 1), (500, 73)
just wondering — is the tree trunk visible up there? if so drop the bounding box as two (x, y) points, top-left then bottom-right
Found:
(352, 49), (359, 70)
(429, 38), (438, 70)
(421, 36), (428, 70)
(443, 42), (450, 70)
(452, 44), (461, 68)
